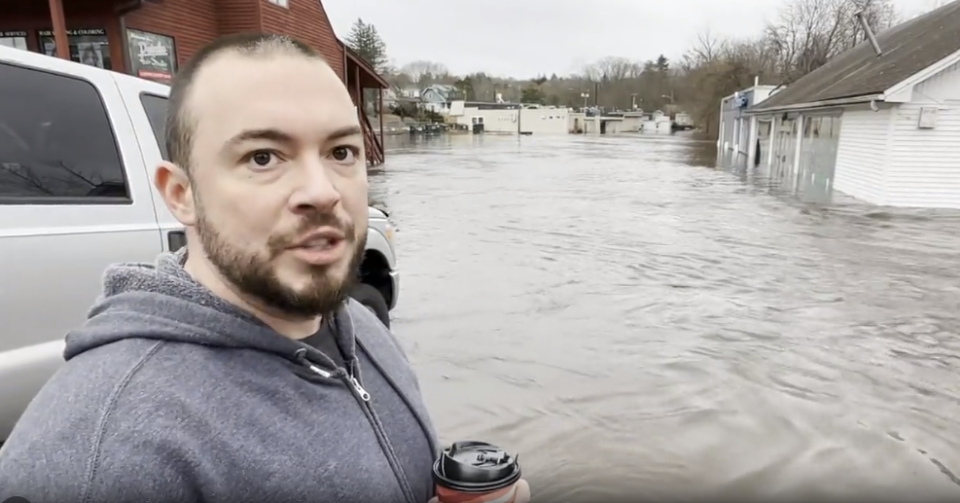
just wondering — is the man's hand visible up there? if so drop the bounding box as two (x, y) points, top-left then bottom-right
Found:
(427, 479), (531, 503)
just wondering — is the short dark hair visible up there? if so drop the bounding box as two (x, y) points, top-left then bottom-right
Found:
(165, 33), (326, 174)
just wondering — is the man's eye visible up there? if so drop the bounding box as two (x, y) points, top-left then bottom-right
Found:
(251, 150), (275, 166)
(331, 146), (358, 163)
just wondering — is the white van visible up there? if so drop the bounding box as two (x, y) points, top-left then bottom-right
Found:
(0, 46), (401, 445)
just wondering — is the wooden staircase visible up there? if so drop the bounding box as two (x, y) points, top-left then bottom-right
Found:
(362, 113), (384, 166)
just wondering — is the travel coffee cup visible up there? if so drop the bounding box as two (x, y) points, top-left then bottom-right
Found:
(432, 441), (522, 503)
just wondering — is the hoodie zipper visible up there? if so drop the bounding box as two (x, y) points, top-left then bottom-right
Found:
(302, 360), (371, 401)
(299, 356), (415, 503)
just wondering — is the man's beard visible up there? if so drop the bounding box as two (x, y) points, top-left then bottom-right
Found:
(196, 209), (366, 319)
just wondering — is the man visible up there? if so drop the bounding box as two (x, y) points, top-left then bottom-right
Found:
(0, 33), (442, 503)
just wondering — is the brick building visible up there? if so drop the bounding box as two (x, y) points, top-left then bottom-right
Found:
(0, 0), (388, 164)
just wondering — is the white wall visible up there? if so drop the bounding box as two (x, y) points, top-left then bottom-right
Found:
(621, 116), (643, 131)
(603, 120), (624, 134)
(830, 62), (960, 208)
(833, 107), (892, 204)
(453, 108), (519, 133)
(568, 113), (598, 133)
(519, 108), (569, 134)
(640, 120), (671, 133)
(423, 102), (451, 114)
(751, 86), (778, 106)
(453, 107), (571, 134)
(885, 62), (960, 208)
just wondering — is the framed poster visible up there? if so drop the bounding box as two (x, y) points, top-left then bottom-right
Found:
(38, 28), (110, 69)
(126, 29), (177, 82)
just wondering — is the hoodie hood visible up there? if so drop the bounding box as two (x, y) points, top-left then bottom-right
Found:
(65, 248), (358, 366)
(5, 251), (441, 503)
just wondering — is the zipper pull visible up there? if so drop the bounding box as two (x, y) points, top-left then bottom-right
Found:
(306, 363), (334, 379)
(349, 375), (371, 402)
(295, 348), (335, 378)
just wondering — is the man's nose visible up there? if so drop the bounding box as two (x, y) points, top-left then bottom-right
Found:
(289, 160), (340, 213)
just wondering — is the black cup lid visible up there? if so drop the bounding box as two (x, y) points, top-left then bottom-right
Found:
(432, 441), (522, 493)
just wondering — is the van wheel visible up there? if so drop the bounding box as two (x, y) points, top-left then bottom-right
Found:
(351, 283), (390, 328)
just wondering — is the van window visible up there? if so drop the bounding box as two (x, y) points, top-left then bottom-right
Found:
(0, 62), (130, 203)
(140, 93), (169, 161)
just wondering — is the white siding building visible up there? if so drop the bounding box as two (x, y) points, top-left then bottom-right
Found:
(745, 0), (960, 208)
(718, 84), (779, 158)
(447, 101), (570, 135)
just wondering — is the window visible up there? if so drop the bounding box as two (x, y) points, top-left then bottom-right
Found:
(0, 63), (129, 203)
(0, 31), (28, 51)
(39, 28), (111, 70)
(267, 0), (289, 7)
(140, 93), (169, 161)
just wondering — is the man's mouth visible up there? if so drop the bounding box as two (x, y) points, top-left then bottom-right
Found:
(298, 235), (344, 250)
(292, 227), (346, 247)
(287, 228), (348, 265)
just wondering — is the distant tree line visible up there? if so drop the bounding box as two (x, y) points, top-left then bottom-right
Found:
(345, 0), (917, 136)
(674, 0), (899, 136)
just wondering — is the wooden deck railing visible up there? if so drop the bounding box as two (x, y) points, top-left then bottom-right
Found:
(362, 113), (384, 166)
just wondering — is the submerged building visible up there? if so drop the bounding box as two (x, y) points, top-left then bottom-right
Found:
(718, 83), (779, 158)
(741, 0), (960, 208)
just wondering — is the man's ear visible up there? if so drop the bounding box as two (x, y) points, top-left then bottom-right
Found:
(154, 161), (197, 226)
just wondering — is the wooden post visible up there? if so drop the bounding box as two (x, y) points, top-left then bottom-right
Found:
(354, 64), (361, 111)
(378, 88), (384, 149)
(48, 0), (70, 60)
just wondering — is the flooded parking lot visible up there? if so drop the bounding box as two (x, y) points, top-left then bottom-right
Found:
(371, 133), (960, 501)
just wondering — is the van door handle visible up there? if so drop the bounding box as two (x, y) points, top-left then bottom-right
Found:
(168, 230), (187, 252)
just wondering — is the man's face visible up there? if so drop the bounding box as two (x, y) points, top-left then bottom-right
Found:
(182, 51), (368, 317)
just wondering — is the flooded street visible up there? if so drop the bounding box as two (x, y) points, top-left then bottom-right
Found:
(371, 134), (960, 501)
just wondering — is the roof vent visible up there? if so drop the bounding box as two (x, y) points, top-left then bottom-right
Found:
(855, 11), (883, 57)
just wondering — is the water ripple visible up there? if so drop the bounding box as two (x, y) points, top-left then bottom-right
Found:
(372, 134), (960, 501)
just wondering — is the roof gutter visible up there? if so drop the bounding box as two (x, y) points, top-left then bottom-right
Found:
(746, 93), (883, 115)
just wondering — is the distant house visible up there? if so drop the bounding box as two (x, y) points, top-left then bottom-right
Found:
(745, 0), (960, 208)
(383, 85), (420, 109)
(419, 84), (457, 114)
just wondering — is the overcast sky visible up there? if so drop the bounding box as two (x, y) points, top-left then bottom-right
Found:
(322, 0), (938, 78)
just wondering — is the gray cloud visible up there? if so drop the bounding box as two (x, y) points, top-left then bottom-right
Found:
(323, 0), (934, 78)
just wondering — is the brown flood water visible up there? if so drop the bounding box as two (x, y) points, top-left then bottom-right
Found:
(371, 133), (960, 502)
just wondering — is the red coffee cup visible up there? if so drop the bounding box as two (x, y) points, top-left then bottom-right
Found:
(432, 441), (522, 503)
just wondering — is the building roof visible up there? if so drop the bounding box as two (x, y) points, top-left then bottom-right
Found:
(341, 43), (390, 89)
(421, 84), (457, 100)
(751, 0), (960, 112)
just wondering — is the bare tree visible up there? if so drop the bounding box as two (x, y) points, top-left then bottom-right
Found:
(399, 60), (450, 91)
(765, 0), (897, 82)
(593, 57), (641, 80)
(688, 29), (723, 65)
(375, 0), (905, 137)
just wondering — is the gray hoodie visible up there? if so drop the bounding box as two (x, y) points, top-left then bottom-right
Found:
(0, 251), (439, 503)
